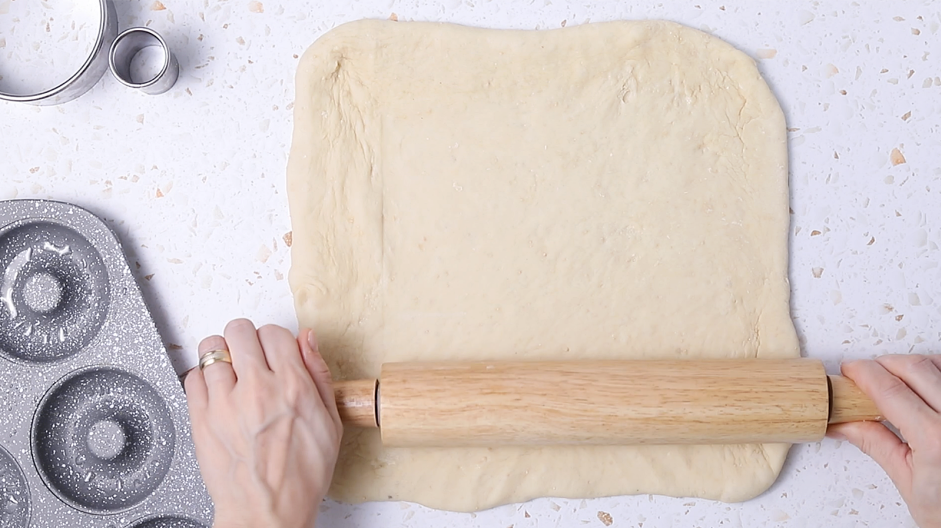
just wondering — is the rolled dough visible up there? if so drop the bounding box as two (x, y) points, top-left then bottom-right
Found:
(287, 19), (798, 511)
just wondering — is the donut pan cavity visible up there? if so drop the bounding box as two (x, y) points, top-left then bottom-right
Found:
(0, 200), (212, 527)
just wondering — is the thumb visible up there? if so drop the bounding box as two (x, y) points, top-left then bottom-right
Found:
(829, 421), (913, 496)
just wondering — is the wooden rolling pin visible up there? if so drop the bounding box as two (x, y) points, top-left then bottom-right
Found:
(332, 359), (882, 447)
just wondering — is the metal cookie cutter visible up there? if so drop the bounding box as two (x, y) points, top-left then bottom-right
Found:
(109, 27), (180, 95)
(0, 0), (118, 106)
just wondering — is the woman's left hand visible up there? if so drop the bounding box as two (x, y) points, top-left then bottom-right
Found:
(184, 320), (343, 528)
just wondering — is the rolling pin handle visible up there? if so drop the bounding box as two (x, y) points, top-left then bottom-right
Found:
(334, 378), (379, 428)
(827, 375), (883, 425)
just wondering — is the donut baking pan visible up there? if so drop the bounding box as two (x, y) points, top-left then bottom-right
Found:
(0, 200), (212, 527)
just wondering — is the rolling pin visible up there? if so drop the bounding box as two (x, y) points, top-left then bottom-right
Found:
(332, 359), (882, 447)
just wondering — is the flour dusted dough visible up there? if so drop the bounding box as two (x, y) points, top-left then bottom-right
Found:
(287, 19), (798, 511)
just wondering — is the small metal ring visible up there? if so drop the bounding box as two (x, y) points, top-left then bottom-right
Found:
(198, 349), (232, 371)
(109, 27), (179, 95)
(0, 0), (118, 106)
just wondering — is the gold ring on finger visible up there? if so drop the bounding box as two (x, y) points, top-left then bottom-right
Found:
(198, 349), (232, 370)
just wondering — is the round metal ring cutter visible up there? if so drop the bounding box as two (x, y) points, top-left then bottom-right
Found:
(0, 0), (179, 105)
(0, 0), (117, 105)
(109, 27), (180, 96)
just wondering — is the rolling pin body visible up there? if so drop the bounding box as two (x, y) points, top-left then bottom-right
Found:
(332, 359), (881, 447)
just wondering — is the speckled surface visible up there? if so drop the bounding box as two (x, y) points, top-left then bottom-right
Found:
(1, 0), (938, 526)
(0, 201), (212, 527)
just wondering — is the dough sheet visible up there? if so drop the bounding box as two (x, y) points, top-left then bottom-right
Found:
(287, 19), (798, 511)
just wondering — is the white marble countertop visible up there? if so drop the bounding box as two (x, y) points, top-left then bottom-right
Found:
(2, 0), (938, 526)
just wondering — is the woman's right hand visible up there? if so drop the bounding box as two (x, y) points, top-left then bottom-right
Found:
(828, 355), (941, 528)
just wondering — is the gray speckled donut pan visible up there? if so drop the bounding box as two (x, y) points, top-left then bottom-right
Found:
(0, 200), (212, 528)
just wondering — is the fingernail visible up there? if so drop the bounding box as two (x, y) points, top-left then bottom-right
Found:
(307, 330), (318, 353)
